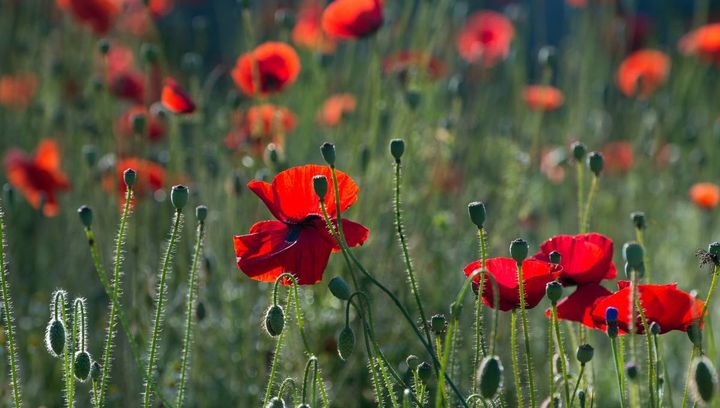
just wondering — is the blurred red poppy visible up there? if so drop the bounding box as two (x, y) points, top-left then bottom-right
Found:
(382, 51), (447, 80)
(234, 165), (369, 285)
(589, 281), (704, 334)
(103, 157), (165, 205)
(224, 104), (297, 155)
(566, 0), (587, 7)
(321, 0), (383, 40)
(602, 141), (634, 173)
(0, 73), (38, 110)
(3, 139), (71, 217)
(317, 93), (356, 127)
(105, 45), (146, 104)
(161, 78), (196, 114)
(540, 147), (566, 184)
(293, 0), (336, 53)
(116, 106), (166, 141)
(463, 258), (559, 311)
(617, 50), (670, 98)
(690, 182), (720, 209)
(231, 42), (301, 97)
(533, 233), (617, 286)
(56, 0), (120, 34)
(679, 23), (720, 64)
(523, 85), (564, 111)
(457, 11), (514, 67)
(547, 283), (613, 329)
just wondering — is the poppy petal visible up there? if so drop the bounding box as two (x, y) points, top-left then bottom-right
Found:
(550, 284), (612, 329)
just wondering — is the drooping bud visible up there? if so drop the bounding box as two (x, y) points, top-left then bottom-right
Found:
(509, 238), (529, 264)
(196, 205), (208, 222)
(688, 322), (703, 348)
(417, 361), (432, 382)
(264, 305), (285, 337)
(74, 350), (92, 382)
(337, 326), (355, 361)
(77, 205), (93, 228)
(549, 251), (561, 264)
(123, 168), (137, 188)
(650, 322), (661, 335)
(572, 142), (587, 161)
(328, 277), (352, 301)
(430, 314), (447, 335)
(46, 319), (66, 357)
(576, 344), (594, 364)
(691, 356), (717, 405)
(313, 175), (328, 201)
(622, 242), (644, 268)
(587, 152), (604, 176)
(468, 202), (486, 229)
(171, 185), (189, 211)
(631, 212), (646, 230)
(709, 242), (720, 260)
(91, 361), (101, 382)
(266, 397), (286, 408)
(478, 355), (503, 400)
(546, 281), (562, 304)
(625, 362), (639, 381)
(320, 142), (336, 166)
(390, 139), (405, 162)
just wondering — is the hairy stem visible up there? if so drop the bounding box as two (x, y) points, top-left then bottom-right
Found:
(0, 205), (21, 407)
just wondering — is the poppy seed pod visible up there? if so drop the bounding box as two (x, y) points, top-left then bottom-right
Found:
(328, 276), (352, 301)
(320, 142), (336, 166)
(313, 175), (328, 201)
(74, 351), (92, 382)
(576, 344), (594, 364)
(97, 38), (110, 55)
(196, 205), (208, 222)
(91, 361), (101, 382)
(390, 139), (405, 162)
(631, 212), (646, 230)
(264, 305), (285, 337)
(171, 185), (189, 210)
(478, 355), (503, 400)
(548, 251), (561, 264)
(417, 361), (432, 382)
(709, 242), (720, 259)
(468, 202), (486, 229)
(77, 205), (93, 228)
(546, 281), (562, 304)
(337, 326), (355, 361)
(626, 362), (639, 381)
(430, 314), (447, 335)
(688, 322), (703, 348)
(691, 356), (717, 404)
(123, 168), (137, 188)
(587, 152), (604, 176)
(509, 239), (529, 264)
(623, 242), (644, 268)
(46, 319), (66, 357)
(572, 142), (587, 161)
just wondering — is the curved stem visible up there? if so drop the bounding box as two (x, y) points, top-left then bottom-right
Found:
(552, 305), (571, 406)
(143, 210), (183, 408)
(0, 205), (21, 407)
(301, 357), (319, 404)
(177, 218), (206, 408)
(516, 264), (536, 406)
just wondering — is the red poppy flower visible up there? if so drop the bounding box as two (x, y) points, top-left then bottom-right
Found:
(116, 106), (166, 141)
(56, 0), (120, 34)
(103, 157), (165, 205)
(679, 23), (720, 64)
(602, 141), (634, 173)
(161, 78), (196, 115)
(457, 11), (514, 67)
(224, 104), (297, 155)
(321, 0), (383, 40)
(382, 51), (447, 80)
(234, 165), (369, 285)
(3, 139), (71, 217)
(523, 85), (564, 111)
(690, 182), (720, 209)
(231, 42), (301, 97)
(463, 258), (559, 311)
(617, 50), (670, 98)
(293, 0), (337, 53)
(533, 233), (617, 286)
(589, 281), (704, 334)
(104, 45), (146, 104)
(317, 93), (356, 127)
(547, 283), (613, 329)
(0, 73), (38, 110)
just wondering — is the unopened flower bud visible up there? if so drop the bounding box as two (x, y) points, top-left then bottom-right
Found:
(91, 361), (101, 382)
(546, 281), (562, 304)
(266, 397), (286, 408)
(328, 276), (351, 301)
(623, 242), (644, 268)
(576, 344), (594, 364)
(588, 152), (604, 176)
(390, 139), (405, 162)
(688, 322), (703, 348)
(74, 351), (92, 382)
(171, 185), (189, 210)
(46, 319), (66, 357)
(123, 168), (136, 188)
(572, 142), (587, 161)
(431, 314), (447, 335)
(578, 390), (586, 408)
(313, 175), (328, 201)
(478, 355), (503, 400)
(78, 205), (93, 228)
(417, 361), (432, 382)
(320, 142), (336, 166)
(549, 251), (561, 264)
(691, 356), (717, 405)
(404, 90), (421, 110)
(626, 362), (639, 381)
(509, 239), (529, 264)
(631, 212), (646, 230)
(196, 205), (208, 222)
(468, 202), (486, 229)
(337, 326), (355, 361)
(264, 305), (285, 337)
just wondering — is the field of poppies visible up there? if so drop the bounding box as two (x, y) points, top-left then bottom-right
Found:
(4, 0), (720, 407)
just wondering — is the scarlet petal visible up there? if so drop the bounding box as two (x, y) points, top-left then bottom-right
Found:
(534, 233), (616, 285)
(330, 219), (369, 252)
(321, 0), (384, 39)
(161, 79), (196, 114)
(231, 42), (301, 97)
(550, 284), (612, 329)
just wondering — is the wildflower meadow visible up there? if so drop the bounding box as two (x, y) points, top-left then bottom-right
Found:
(3, 0), (720, 407)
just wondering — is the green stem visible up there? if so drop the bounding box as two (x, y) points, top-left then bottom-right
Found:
(549, 317), (555, 401)
(635, 229), (651, 283)
(176, 218), (206, 408)
(473, 227), (489, 394)
(510, 310), (524, 408)
(610, 337), (626, 408)
(634, 296), (655, 408)
(552, 305), (571, 406)
(143, 210), (183, 408)
(262, 290), (291, 407)
(516, 264), (537, 406)
(577, 162), (584, 232)
(570, 364), (586, 407)
(581, 175), (599, 233)
(0, 205), (21, 407)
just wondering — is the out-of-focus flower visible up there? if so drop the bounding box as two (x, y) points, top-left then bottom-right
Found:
(105, 45), (145, 104)
(540, 147), (566, 184)
(382, 51), (447, 81)
(321, 0), (383, 40)
(3, 139), (71, 217)
(457, 11), (514, 67)
(0, 73), (38, 110)
(292, 0), (336, 53)
(231, 42), (301, 97)
(566, 0), (587, 7)
(679, 23), (720, 64)
(317, 93), (356, 127)
(161, 78), (196, 115)
(116, 106), (166, 141)
(523, 85), (564, 111)
(55, 0), (120, 34)
(104, 157), (165, 205)
(617, 50), (670, 98)
(234, 165), (369, 285)
(602, 141), (634, 173)
(224, 104), (297, 155)
(690, 182), (720, 209)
